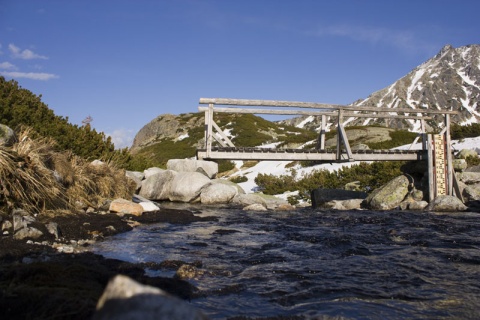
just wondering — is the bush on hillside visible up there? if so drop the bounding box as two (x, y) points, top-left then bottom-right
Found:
(255, 161), (405, 201)
(451, 123), (480, 139)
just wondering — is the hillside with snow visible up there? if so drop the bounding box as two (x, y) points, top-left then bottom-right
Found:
(281, 44), (480, 133)
(231, 136), (480, 195)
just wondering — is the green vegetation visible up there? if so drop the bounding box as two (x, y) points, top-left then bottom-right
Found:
(451, 123), (480, 139)
(0, 76), (133, 166)
(230, 175), (248, 183)
(366, 130), (418, 149)
(255, 161), (405, 202)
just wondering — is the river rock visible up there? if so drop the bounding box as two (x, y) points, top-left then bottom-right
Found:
(407, 200), (429, 210)
(243, 203), (268, 211)
(311, 189), (367, 209)
(14, 226), (44, 240)
(231, 194), (267, 207)
(0, 124), (15, 147)
(452, 159), (468, 172)
(200, 182), (238, 204)
(364, 175), (410, 210)
(45, 222), (60, 239)
(456, 148), (478, 159)
(425, 195), (467, 212)
(139, 170), (177, 201)
(126, 171), (143, 191)
(345, 181), (362, 191)
(465, 165), (480, 173)
(211, 178), (245, 194)
(456, 172), (480, 184)
(93, 275), (208, 320)
(168, 172), (211, 202)
(463, 185), (480, 201)
(109, 198), (143, 216)
(167, 159), (218, 179)
(175, 264), (203, 280)
(323, 199), (364, 210)
(144, 167), (165, 179)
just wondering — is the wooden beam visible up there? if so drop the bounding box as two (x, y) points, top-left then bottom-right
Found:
(199, 98), (459, 115)
(198, 106), (433, 120)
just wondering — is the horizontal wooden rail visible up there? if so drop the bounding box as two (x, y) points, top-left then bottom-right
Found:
(199, 97), (459, 115)
(197, 147), (428, 162)
(198, 106), (433, 120)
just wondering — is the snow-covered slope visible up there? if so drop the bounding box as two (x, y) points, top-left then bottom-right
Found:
(230, 137), (480, 194)
(281, 44), (480, 133)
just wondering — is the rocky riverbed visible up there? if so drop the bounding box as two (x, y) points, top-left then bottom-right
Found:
(0, 208), (217, 319)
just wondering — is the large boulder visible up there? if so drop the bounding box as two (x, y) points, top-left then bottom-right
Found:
(200, 182), (238, 204)
(144, 167), (164, 179)
(126, 171), (144, 191)
(139, 170), (177, 201)
(167, 159), (218, 179)
(311, 189), (367, 209)
(0, 124), (15, 147)
(425, 195), (467, 212)
(364, 175), (410, 210)
(211, 178), (246, 194)
(456, 172), (480, 184)
(93, 275), (208, 320)
(168, 172), (211, 202)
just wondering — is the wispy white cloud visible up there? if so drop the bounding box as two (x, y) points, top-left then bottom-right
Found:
(0, 71), (58, 81)
(0, 62), (17, 70)
(312, 24), (435, 54)
(107, 129), (135, 149)
(9, 43), (48, 60)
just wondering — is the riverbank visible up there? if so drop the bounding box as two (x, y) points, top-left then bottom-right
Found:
(0, 208), (218, 319)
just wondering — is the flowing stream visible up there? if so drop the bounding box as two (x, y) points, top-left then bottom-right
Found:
(91, 204), (480, 319)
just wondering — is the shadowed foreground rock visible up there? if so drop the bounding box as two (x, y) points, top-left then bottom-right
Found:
(93, 275), (208, 320)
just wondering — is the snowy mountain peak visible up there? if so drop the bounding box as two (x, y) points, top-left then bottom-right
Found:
(282, 44), (480, 132)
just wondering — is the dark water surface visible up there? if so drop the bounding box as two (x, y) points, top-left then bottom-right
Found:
(91, 205), (480, 319)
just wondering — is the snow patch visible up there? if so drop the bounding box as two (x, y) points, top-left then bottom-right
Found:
(297, 116), (315, 129)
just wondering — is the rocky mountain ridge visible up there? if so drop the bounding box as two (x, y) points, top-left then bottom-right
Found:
(281, 44), (480, 132)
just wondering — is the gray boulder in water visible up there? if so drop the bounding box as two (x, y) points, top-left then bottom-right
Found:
(93, 275), (208, 320)
(425, 195), (467, 212)
(364, 175), (410, 210)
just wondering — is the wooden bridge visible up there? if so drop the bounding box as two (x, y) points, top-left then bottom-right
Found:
(196, 98), (460, 200)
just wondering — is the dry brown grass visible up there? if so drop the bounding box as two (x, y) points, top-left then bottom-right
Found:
(0, 128), (136, 214)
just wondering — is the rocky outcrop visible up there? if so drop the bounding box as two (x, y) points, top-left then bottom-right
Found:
(130, 114), (205, 153)
(93, 275), (208, 320)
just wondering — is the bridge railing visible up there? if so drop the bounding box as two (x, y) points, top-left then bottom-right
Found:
(198, 97), (455, 158)
(197, 97), (459, 200)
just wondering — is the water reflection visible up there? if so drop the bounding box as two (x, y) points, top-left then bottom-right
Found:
(91, 206), (480, 319)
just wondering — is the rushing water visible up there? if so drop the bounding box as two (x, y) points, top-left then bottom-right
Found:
(91, 204), (480, 319)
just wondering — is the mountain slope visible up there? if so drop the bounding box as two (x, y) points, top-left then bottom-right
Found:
(282, 44), (480, 132)
(130, 112), (317, 167)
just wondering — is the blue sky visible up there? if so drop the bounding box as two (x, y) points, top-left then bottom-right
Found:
(1, 0), (479, 148)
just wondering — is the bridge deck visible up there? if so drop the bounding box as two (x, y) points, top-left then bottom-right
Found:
(197, 147), (427, 162)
